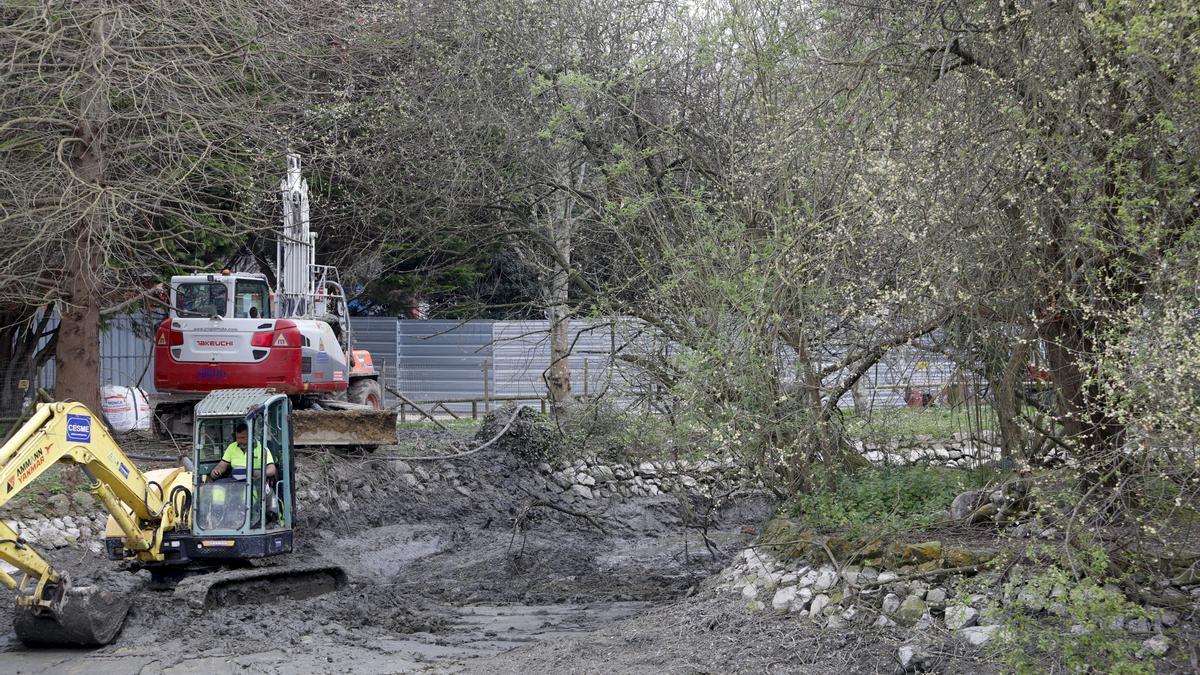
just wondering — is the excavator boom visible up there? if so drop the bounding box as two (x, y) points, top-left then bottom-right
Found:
(0, 402), (190, 645)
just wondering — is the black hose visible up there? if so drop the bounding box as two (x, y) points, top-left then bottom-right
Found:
(169, 484), (193, 523)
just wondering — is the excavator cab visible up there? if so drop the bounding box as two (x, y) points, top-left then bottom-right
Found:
(104, 389), (297, 569)
(188, 389), (295, 556)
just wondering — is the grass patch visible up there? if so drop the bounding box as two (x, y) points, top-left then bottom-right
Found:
(396, 418), (481, 432)
(790, 465), (1004, 537)
(843, 405), (997, 442)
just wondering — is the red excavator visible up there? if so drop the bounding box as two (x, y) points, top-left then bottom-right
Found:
(152, 155), (395, 446)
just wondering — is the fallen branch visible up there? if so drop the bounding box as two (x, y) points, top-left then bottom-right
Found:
(384, 384), (449, 430)
(518, 499), (607, 535)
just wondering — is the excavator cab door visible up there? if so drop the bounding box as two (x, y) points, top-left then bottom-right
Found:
(192, 394), (293, 545)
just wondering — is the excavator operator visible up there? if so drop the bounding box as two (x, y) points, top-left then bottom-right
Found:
(210, 422), (276, 482)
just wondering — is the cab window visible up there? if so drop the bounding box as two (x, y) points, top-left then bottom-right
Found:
(177, 282), (229, 317)
(194, 418), (247, 531)
(234, 280), (271, 319)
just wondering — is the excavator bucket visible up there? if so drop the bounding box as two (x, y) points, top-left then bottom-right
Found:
(291, 407), (398, 446)
(13, 585), (131, 647)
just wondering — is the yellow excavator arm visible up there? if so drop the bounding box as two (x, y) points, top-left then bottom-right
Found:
(0, 401), (190, 615)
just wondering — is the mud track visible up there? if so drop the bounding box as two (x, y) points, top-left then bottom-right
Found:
(1, 431), (770, 673)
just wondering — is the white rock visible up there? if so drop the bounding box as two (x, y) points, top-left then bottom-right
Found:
(959, 625), (1002, 647)
(898, 645), (922, 669)
(402, 473), (419, 488)
(570, 484), (594, 500)
(62, 516), (76, 529)
(841, 566), (861, 586)
(882, 593), (902, 615)
(637, 462), (657, 476)
(808, 594), (830, 619)
(841, 606), (858, 621)
(1124, 617), (1152, 635)
(797, 569), (819, 588)
(813, 566), (839, 592)
(874, 614), (896, 628)
(575, 472), (597, 487)
(536, 462), (552, 474)
(878, 571), (898, 584)
(742, 584), (758, 601)
(944, 605), (979, 630)
(926, 587), (947, 608)
(791, 587), (814, 612)
(771, 586), (797, 612)
(1140, 635), (1170, 657)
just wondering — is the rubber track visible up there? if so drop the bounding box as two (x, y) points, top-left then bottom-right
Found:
(172, 561), (348, 609)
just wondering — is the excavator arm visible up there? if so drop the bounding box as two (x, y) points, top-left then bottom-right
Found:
(0, 401), (190, 645)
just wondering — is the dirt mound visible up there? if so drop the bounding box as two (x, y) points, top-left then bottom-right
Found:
(475, 405), (560, 465)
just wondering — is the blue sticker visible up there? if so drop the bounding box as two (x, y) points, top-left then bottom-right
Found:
(197, 367), (228, 382)
(65, 414), (91, 443)
(316, 351), (329, 363)
(118, 463), (130, 479)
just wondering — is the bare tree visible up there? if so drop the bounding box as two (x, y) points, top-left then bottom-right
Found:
(0, 1), (340, 409)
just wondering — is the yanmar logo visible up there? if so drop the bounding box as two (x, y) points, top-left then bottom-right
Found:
(196, 340), (235, 347)
(10, 444), (49, 490)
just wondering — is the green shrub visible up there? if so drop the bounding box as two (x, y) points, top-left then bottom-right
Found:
(1000, 548), (1154, 674)
(789, 465), (1001, 536)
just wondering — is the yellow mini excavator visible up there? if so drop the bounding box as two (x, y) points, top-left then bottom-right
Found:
(0, 388), (345, 646)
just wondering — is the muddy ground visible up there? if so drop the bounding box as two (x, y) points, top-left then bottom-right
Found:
(1, 426), (787, 674)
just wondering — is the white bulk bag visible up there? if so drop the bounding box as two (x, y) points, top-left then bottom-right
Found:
(100, 385), (151, 432)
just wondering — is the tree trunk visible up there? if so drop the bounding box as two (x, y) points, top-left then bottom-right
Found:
(1041, 311), (1125, 489)
(991, 326), (1034, 461)
(545, 163), (579, 405)
(54, 15), (108, 413)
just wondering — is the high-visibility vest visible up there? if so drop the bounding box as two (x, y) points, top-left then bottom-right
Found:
(221, 442), (276, 481)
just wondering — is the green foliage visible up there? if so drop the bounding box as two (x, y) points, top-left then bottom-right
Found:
(843, 406), (998, 444)
(1000, 548), (1155, 675)
(789, 466), (1001, 536)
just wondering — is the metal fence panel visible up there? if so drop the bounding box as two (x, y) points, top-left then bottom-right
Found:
(349, 317), (400, 406)
(491, 320), (619, 400)
(395, 320), (494, 416)
(99, 313), (163, 394)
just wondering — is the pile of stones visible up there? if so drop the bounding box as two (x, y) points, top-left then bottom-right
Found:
(712, 544), (1195, 662)
(857, 438), (1004, 468)
(1, 492), (107, 555)
(538, 456), (751, 502)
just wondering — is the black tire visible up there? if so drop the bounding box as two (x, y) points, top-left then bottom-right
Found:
(347, 378), (383, 409)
